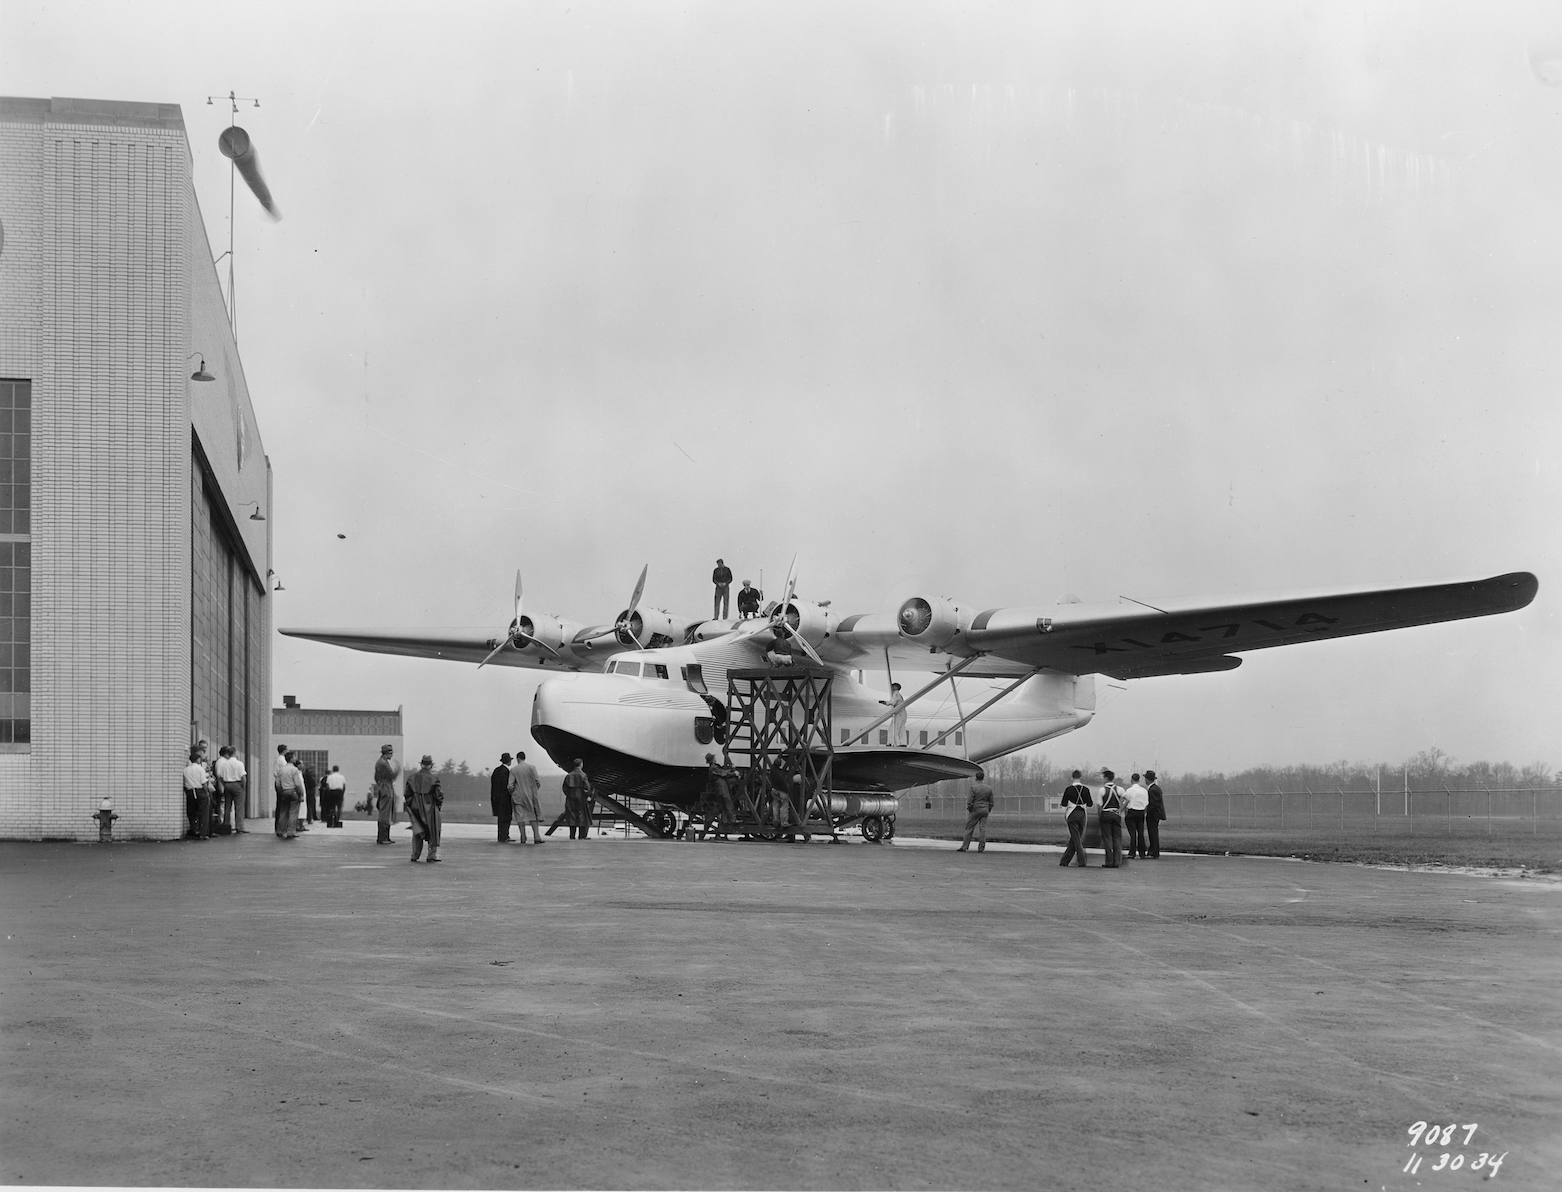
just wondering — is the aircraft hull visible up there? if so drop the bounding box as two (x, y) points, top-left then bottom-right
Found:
(530, 667), (1094, 805)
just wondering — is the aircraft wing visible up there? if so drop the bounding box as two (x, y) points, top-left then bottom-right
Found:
(278, 627), (601, 670)
(959, 571), (1537, 679)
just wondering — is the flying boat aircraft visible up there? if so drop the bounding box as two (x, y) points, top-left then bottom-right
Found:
(283, 563), (1538, 821)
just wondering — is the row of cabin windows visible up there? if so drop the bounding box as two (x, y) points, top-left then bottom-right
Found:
(841, 728), (962, 747)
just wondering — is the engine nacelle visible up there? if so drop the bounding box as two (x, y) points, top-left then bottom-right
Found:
(616, 607), (684, 649)
(687, 618), (738, 643)
(517, 613), (572, 654)
(896, 595), (972, 650)
(781, 599), (835, 649)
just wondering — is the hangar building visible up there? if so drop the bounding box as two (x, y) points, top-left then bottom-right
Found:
(272, 697), (404, 810)
(0, 96), (272, 839)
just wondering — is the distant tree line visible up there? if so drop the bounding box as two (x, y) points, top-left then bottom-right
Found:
(914, 747), (1557, 803)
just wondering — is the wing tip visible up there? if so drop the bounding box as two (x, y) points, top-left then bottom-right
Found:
(1483, 571), (1539, 612)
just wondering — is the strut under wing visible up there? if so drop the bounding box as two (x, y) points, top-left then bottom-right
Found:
(961, 571), (1537, 679)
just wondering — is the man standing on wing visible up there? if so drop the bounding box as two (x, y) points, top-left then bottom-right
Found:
(711, 558), (733, 620)
(956, 768), (995, 853)
(1059, 769), (1093, 867)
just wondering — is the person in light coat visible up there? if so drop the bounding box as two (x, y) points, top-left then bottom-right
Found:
(509, 750), (544, 843)
(372, 744), (401, 845)
(404, 754), (444, 862)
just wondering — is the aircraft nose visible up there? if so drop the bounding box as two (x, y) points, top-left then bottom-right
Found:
(531, 675), (578, 730)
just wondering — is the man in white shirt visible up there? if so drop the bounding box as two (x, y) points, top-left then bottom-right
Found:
(322, 765), (348, 828)
(182, 747), (213, 840)
(214, 746), (247, 834)
(272, 744), (289, 834)
(275, 751), (305, 839)
(1124, 772), (1150, 860)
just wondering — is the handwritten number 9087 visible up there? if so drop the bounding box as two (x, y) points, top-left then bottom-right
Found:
(1408, 1122), (1478, 1148)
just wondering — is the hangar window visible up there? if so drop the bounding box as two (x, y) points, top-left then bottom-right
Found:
(919, 730), (928, 746)
(0, 379), (29, 749)
(879, 729), (888, 745)
(841, 728), (851, 745)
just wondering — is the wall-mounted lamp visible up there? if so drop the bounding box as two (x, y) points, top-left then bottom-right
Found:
(240, 501), (265, 521)
(187, 351), (215, 382)
(273, 578), (285, 592)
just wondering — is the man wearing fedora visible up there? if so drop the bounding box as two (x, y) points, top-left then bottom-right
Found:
(405, 754), (444, 863)
(491, 752), (514, 842)
(372, 744), (401, 845)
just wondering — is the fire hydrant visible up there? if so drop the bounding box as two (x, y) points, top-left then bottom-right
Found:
(93, 795), (118, 842)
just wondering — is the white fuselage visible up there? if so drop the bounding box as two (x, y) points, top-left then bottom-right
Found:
(530, 629), (1095, 785)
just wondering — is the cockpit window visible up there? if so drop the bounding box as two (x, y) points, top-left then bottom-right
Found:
(611, 661), (641, 677)
(647, 663), (669, 680)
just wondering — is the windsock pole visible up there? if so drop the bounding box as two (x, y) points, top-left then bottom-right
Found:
(205, 91), (262, 340)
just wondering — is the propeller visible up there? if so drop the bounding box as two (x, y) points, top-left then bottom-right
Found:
(579, 565), (650, 649)
(479, 571), (560, 667)
(736, 555), (826, 666)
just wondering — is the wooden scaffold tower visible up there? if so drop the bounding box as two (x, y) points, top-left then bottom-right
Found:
(724, 666), (835, 840)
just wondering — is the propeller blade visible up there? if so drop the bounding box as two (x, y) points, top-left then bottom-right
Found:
(625, 564), (648, 622)
(478, 639), (509, 669)
(514, 571), (524, 624)
(779, 555), (798, 613)
(516, 634), (560, 659)
(792, 631), (825, 667)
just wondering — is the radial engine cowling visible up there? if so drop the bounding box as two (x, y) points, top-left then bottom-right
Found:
(517, 613), (571, 654)
(896, 595), (971, 650)
(616, 607), (682, 648)
(782, 599), (835, 650)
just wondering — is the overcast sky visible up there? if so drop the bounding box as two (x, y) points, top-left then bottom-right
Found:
(5, 0), (1559, 777)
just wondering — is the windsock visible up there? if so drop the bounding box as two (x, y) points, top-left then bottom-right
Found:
(217, 126), (281, 220)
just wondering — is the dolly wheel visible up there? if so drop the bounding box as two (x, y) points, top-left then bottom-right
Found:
(883, 816), (896, 840)
(861, 815), (884, 843)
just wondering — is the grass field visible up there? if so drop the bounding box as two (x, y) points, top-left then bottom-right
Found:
(895, 814), (1562, 872)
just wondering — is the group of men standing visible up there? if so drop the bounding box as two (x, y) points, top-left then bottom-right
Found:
(179, 739), (252, 839)
(269, 745), (348, 839)
(1059, 768), (1167, 868)
(489, 750), (546, 843)
(952, 767), (1168, 865)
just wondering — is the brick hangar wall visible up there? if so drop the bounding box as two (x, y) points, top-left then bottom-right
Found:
(0, 98), (271, 839)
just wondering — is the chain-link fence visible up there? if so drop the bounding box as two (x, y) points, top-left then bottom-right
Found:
(896, 785), (1562, 837)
